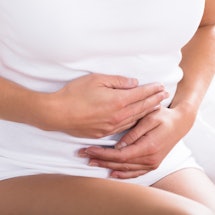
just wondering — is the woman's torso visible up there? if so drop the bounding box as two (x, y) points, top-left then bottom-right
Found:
(0, 0), (204, 93)
(0, 0), (205, 181)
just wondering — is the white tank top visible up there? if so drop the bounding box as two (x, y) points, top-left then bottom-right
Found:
(0, 0), (205, 182)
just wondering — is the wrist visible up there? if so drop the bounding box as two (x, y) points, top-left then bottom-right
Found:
(0, 78), (54, 129)
(30, 91), (61, 131)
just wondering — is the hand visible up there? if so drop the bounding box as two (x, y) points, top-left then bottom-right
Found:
(79, 104), (196, 179)
(40, 73), (168, 138)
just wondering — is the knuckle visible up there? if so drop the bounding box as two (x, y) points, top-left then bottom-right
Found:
(92, 132), (105, 139)
(146, 114), (158, 124)
(109, 113), (123, 125)
(145, 156), (161, 170)
(92, 127), (114, 138)
(150, 163), (160, 170)
(114, 96), (126, 109)
(145, 139), (158, 155)
(125, 130), (139, 143)
(118, 154), (128, 163)
(115, 75), (127, 88)
(105, 123), (115, 133)
(126, 107), (136, 119)
(146, 156), (158, 166)
(137, 170), (147, 177)
(140, 100), (147, 109)
(145, 97), (159, 109)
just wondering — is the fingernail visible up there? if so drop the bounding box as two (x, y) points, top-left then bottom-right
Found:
(78, 153), (89, 158)
(85, 149), (97, 156)
(164, 91), (169, 98)
(153, 82), (164, 90)
(153, 104), (161, 110)
(115, 141), (127, 150)
(78, 150), (89, 158)
(158, 84), (165, 90)
(89, 161), (99, 167)
(128, 78), (138, 87)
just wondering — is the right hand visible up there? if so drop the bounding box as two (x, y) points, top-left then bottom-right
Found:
(39, 73), (168, 138)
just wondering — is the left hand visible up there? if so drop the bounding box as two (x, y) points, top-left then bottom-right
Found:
(78, 105), (195, 179)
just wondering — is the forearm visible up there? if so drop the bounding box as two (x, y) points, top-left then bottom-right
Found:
(170, 25), (215, 120)
(0, 74), (165, 137)
(0, 77), (48, 127)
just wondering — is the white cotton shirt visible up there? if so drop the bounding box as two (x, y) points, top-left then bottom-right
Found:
(0, 0), (205, 185)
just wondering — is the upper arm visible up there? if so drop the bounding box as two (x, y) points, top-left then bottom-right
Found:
(200, 0), (215, 26)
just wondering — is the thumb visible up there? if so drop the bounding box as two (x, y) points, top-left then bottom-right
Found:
(103, 75), (138, 89)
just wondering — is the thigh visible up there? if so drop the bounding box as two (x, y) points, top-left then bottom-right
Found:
(152, 168), (215, 213)
(0, 174), (212, 215)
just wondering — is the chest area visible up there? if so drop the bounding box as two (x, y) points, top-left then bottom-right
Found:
(0, 0), (205, 60)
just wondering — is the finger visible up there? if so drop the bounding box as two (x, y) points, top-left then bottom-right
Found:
(115, 111), (161, 149)
(120, 82), (165, 106)
(88, 159), (152, 171)
(80, 126), (162, 162)
(114, 90), (168, 124)
(84, 137), (150, 162)
(84, 147), (125, 161)
(108, 120), (137, 137)
(91, 149), (164, 170)
(127, 153), (164, 170)
(101, 74), (138, 89)
(110, 170), (149, 179)
(80, 146), (162, 170)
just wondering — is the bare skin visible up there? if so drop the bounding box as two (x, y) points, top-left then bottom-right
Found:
(0, 169), (213, 215)
(79, 0), (215, 179)
(0, 0), (215, 214)
(0, 74), (167, 138)
(153, 168), (215, 213)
